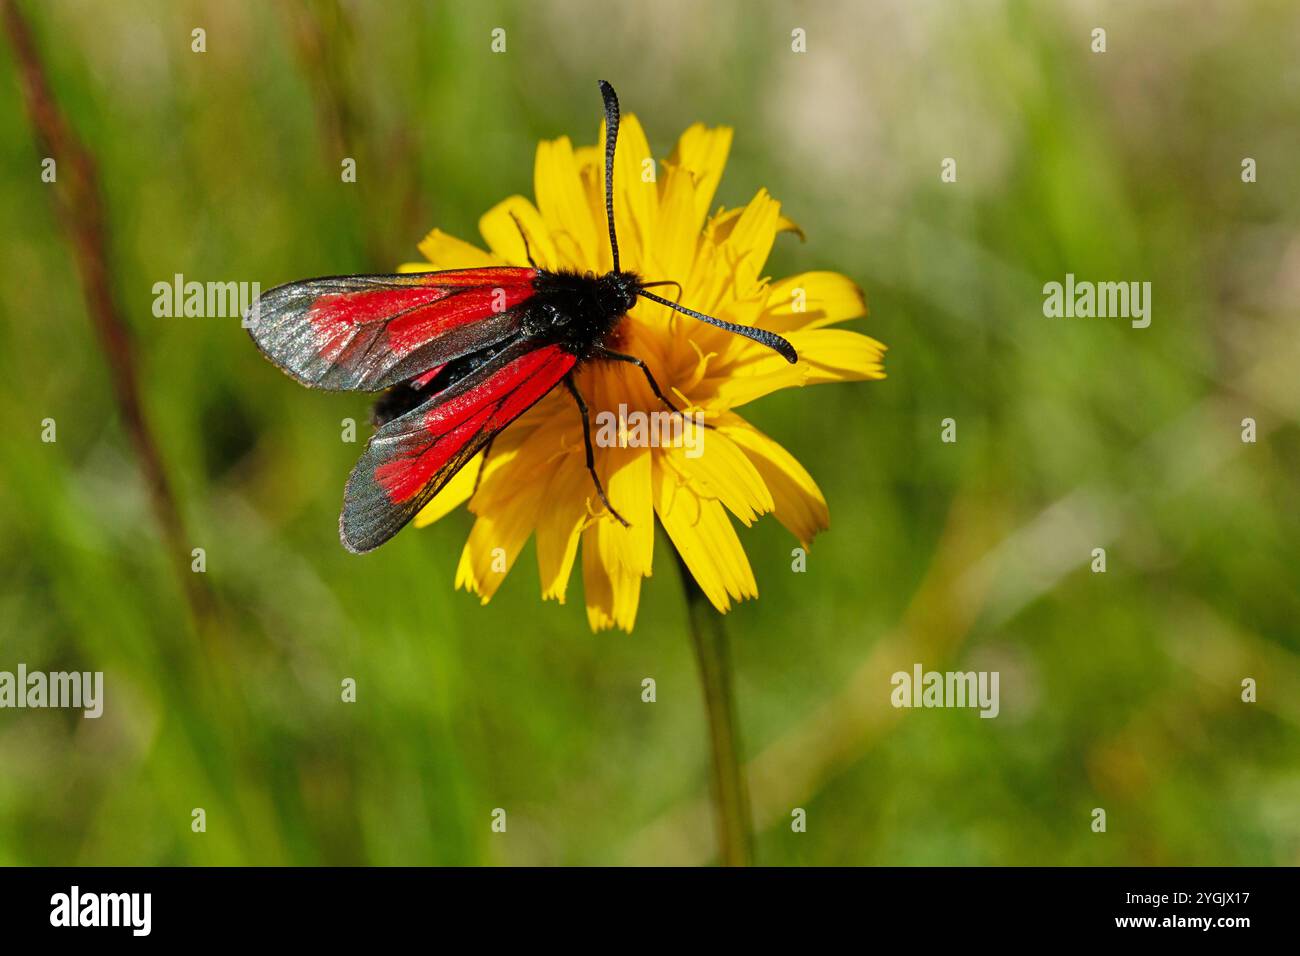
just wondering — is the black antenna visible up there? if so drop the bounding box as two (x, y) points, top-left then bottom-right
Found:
(598, 80), (621, 273)
(638, 289), (798, 364)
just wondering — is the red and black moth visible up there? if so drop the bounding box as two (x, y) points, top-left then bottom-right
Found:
(248, 81), (797, 553)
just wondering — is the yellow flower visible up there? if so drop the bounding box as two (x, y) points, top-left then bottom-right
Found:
(398, 115), (885, 631)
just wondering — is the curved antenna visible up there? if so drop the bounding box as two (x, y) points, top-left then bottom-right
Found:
(598, 80), (621, 273)
(638, 289), (798, 364)
(639, 279), (684, 302)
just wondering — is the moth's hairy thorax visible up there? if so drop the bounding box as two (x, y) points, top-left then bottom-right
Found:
(530, 269), (641, 358)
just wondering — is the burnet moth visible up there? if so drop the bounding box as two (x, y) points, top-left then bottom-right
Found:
(248, 81), (797, 553)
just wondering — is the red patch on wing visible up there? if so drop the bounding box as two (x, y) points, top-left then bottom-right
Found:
(409, 365), (444, 389)
(375, 345), (576, 503)
(308, 269), (537, 362)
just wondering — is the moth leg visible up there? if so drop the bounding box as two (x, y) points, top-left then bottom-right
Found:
(470, 434), (497, 501)
(594, 347), (714, 429)
(509, 211), (539, 269)
(564, 375), (629, 527)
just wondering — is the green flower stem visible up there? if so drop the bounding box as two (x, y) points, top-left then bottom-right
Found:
(677, 555), (754, 866)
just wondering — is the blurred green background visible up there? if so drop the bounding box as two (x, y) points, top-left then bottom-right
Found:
(1, 0), (1298, 865)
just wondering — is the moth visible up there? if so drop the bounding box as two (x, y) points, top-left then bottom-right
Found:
(248, 81), (796, 553)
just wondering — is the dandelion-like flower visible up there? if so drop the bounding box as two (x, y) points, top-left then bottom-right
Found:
(401, 113), (885, 631)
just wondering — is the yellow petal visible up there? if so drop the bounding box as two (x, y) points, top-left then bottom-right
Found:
(535, 135), (599, 269)
(522, 402), (638, 605)
(686, 189), (781, 319)
(581, 532), (617, 630)
(575, 396), (656, 631)
(479, 195), (558, 270)
(704, 329), (887, 408)
(647, 160), (702, 289)
(654, 461), (757, 613)
(582, 522), (644, 632)
(417, 228), (503, 270)
(718, 415), (829, 547)
(534, 447), (588, 603)
(454, 506), (532, 604)
(573, 144), (606, 258)
(667, 122), (733, 231)
(720, 188), (781, 299)
(601, 446), (655, 576)
(657, 426), (773, 526)
(705, 205), (804, 245)
(582, 359), (657, 576)
(453, 437), (550, 602)
(762, 271), (867, 333)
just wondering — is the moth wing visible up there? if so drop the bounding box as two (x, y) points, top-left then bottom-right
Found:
(247, 268), (538, 391)
(340, 340), (577, 552)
